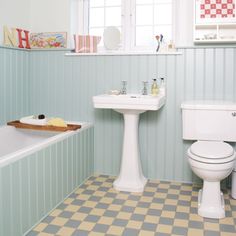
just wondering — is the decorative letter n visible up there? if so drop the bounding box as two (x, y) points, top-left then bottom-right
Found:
(3, 26), (17, 47)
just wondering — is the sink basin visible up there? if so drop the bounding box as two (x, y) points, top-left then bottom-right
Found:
(93, 93), (166, 192)
(93, 93), (166, 111)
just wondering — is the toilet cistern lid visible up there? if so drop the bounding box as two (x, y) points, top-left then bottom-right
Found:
(190, 141), (234, 159)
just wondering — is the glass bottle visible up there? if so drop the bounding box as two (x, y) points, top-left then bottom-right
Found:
(151, 79), (158, 96)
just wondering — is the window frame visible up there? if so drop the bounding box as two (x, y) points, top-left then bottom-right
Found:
(74, 0), (174, 52)
(133, 0), (174, 51)
(89, 0), (123, 49)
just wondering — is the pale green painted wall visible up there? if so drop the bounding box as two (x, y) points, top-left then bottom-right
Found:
(28, 47), (236, 183)
(0, 127), (94, 236)
(1, 47), (236, 183)
(0, 47), (29, 125)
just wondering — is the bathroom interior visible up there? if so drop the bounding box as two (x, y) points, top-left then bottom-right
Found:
(1, 0), (236, 235)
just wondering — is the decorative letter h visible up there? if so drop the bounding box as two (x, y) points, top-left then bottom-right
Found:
(16, 28), (31, 49)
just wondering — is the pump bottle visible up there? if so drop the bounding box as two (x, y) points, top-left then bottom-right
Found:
(151, 79), (158, 96)
(159, 77), (165, 95)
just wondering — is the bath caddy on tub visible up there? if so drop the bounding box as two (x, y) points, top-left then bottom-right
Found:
(7, 120), (81, 132)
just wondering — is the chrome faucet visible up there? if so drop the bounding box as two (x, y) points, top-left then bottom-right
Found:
(142, 81), (148, 95)
(120, 80), (127, 95)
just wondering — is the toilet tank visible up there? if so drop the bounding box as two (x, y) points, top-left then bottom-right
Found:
(181, 101), (236, 142)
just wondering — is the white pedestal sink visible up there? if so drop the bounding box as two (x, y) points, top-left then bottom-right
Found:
(93, 93), (166, 192)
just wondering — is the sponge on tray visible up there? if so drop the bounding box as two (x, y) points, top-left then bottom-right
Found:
(47, 118), (67, 127)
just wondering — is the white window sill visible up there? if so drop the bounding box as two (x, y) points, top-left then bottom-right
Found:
(65, 51), (182, 56)
(0, 45), (182, 55)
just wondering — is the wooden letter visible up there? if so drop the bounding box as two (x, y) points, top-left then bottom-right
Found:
(3, 26), (17, 47)
(16, 28), (31, 49)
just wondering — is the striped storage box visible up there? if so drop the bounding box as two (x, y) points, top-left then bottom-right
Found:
(74, 35), (101, 53)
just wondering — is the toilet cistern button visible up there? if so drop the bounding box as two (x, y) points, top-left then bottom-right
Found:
(232, 112), (236, 117)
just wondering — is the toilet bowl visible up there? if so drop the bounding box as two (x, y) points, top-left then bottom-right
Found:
(181, 101), (236, 219)
(187, 141), (235, 218)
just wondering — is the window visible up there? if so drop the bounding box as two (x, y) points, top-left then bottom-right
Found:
(135, 0), (172, 48)
(89, 0), (122, 46)
(72, 0), (173, 51)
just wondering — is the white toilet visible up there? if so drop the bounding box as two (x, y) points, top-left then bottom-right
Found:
(232, 162), (236, 199)
(181, 101), (236, 219)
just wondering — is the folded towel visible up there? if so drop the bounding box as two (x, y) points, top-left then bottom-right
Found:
(47, 118), (67, 127)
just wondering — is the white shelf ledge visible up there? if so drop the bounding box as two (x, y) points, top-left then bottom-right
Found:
(0, 45), (182, 55)
(0, 45), (71, 52)
(194, 39), (236, 44)
(65, 51), (182, 56)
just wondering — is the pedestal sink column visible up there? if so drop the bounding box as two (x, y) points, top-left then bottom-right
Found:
(113, 109), (147, 192)
(93, 93), (166, 192)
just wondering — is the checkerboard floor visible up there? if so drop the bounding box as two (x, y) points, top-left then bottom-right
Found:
(27, 175), (236, 236)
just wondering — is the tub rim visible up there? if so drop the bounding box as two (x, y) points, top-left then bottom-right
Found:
(0, 121), (93, 168)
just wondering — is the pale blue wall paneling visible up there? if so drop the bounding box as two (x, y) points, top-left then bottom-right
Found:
(28, 47), (236, 183)
(0, 127), (94, 236)
(0, 47), (29, 125)
(1, 47), (236, 184)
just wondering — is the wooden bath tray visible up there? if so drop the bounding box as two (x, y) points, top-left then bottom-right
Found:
(7, 120), (81, 132)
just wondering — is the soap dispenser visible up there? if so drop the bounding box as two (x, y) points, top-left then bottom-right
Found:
(159, 77), (165, 95)
(151, 79), (158, 96)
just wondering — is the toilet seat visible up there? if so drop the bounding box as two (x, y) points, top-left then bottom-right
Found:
(189, 141), (235, 164)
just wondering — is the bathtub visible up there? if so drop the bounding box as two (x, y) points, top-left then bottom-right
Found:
(0, 123), (89, 168)
(0, 123), (94, 236)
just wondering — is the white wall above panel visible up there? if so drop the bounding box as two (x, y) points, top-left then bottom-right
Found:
(0, 0), (31, 43)
(0, 0), (196, 47)
(174, 0), (194, 47)
(29, 0), (70, 33)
